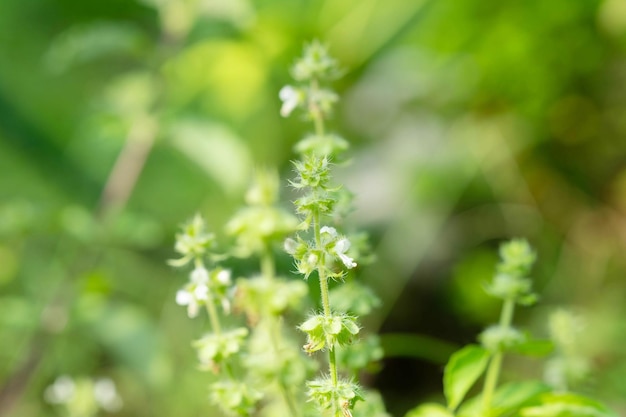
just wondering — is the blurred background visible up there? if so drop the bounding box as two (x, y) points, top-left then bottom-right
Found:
(1, 0), (626, 416)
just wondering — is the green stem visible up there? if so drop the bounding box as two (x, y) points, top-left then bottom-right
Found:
(310, 76), (339, 417)
(204, 298), (222, 336)
(196, 258), (223, 337)
(310, 78), (325, 138)
(260, 245), (301, 417)
(481, 298), (515, 416)
(313, 210), (339, 417)
(261, 243), (276, 280)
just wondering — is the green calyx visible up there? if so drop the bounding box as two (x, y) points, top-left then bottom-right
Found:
(298, 313), (360, 354)
(306, 376), (363, 417)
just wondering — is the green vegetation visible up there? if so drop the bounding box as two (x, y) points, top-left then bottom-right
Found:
(1, 1), (626, 416)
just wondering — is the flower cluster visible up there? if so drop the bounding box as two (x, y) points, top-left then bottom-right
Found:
(280, 41), (382, 417)
(170, 41), (388, 417)
(485, 238), (538, 306)
(175, 266), (232, 318)
(480, 239), (537, 353)
(170, 215), (255, 415)
(44, 375), (122, 417)
(299, 312), (360, 354)
(171, 169), (312, 417)
(284, 226), (356, 280)
(278, 40), (339, 120)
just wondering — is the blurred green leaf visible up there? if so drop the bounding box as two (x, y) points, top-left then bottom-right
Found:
(169, 119), (253, 194)
(458, 381), (551, 417)
(444, 344), (490, 411)
(520, 392), (619, 417)
(44, 22), (147, 73)
(77, 296), (172, 387)
(512, 338), (554, 357)
(405, 403), (455, 417)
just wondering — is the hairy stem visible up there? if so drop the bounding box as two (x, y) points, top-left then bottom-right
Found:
(310, 75), (340, 417)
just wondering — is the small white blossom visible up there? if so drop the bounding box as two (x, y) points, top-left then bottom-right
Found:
(320, 226), (337, 238)
(44, 375), (75, 404)
(284, 238), (297, 255)
(94, 378), (123, 412)
(334, 238), (357, 269)
(216, 269), (231, 285)
(194, 283), (209, 300)
(279, 85), (302, 117)
(176, 285), (205, 318)
(191, 266), (209, 283)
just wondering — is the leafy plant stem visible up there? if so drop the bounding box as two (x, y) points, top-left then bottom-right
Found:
(261, 244), (276, 280)
(481, 297), (515, 415)
(310, 79), (325, 138)
(313, 208), (339, 416)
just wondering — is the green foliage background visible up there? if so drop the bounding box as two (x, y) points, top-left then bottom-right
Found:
(1, 0), (626, 416)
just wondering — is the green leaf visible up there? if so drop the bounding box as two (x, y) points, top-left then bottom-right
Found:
(512, 338), (554, 357)
(405, 403), (455, 417)
(520, 392), (618, 417)
(444, 345), (490, 411)
(458, 381), (550, 417)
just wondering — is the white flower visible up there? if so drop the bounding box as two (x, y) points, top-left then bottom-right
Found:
(320, 226), (337, 237)
(194, 283), (209, 300)
(319, 226), (357, 269)
(334, 238), (357, 269)
(176, 283), (207, 318)
(284, 238), (297, 255)
(44, 375), (75, 404)
(94, 378), (123, 412)
(216, 269), (231, 285)
(279, 85), (302, 117)
(191, 266), (209, 283)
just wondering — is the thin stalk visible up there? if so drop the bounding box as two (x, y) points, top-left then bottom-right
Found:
(261, 244), (276, 280)
(204, 294), (223, 336)
(481, 298), (515, 415)
(196, 259), (222, 336)
(310, 76), (339, 416)
(310, 79), (325, 138)
(313, 209), (339, 417)
(261, 245), (301, 417)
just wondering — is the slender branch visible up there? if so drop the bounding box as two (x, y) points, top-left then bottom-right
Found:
(481, 298), (515, 415)
(97, 115), (157, 219)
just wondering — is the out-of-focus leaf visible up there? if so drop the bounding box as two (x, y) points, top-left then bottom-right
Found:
(520, 392), (618, 417)
(44, 22), (147, 73)
(512, 338), (554, 357)
(405, 403), (455, 417)
(169, 119), (252, 194)
(444, 344), (490, 411)
(162, 41), (267, 116)
(458, 381), (551, 417)
(77, 295), (172, 387)
(380, 333), (458, 364)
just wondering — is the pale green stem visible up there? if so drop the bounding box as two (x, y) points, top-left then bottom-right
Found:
(260, 244), (301, 417)
(196, 258), (223, 337)
(261, 243), (276, 280)
(310, 79), (325, 138)
(481, 298), (515, 415)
